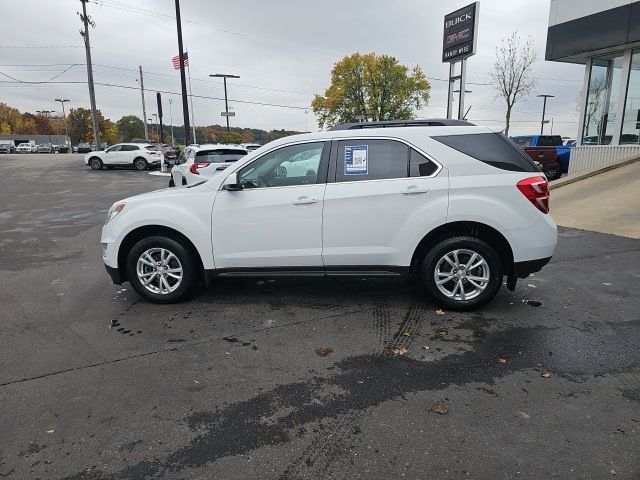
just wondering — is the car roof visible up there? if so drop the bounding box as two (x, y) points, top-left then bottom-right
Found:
(190, 144), (248, 152)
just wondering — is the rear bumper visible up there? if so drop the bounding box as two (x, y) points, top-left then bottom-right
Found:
(514, 257), (551, 278)
(105, 264), (124, 285)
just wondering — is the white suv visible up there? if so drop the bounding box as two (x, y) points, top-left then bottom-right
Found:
(101, 120), (557, 310)
(85, 143), (163, 170)
(170, 144), (248, 187)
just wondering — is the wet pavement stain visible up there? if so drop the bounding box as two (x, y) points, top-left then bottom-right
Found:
(62, 318), (640, 480)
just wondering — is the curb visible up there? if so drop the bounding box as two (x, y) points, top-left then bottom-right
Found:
(550, 155), (640, 190)
(148, 171), (171, 177)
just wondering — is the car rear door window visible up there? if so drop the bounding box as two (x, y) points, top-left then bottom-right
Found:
(121, 145), (140, 151)
(410, 149), (438, 177)
(336, 139), (408, 182)
(432, 133), (538, 172)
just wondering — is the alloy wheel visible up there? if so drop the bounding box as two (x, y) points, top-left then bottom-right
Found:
(136, 247), (183, 295)
(433, 249), (490, 301)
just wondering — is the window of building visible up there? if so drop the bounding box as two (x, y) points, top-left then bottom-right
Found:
(620, 49), (640, 145)
(582, 52), (624, 145)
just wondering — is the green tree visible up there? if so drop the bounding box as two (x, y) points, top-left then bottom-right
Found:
(116, 115), (145, 142)
(68, 108), (93, 144)
(220, 132), (244, 144)
(312, 53), (431, 129)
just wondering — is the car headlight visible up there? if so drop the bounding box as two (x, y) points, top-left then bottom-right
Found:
(105, 203), (125, 224)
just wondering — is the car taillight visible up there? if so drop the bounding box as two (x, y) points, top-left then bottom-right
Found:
(517, 176), (549, 214)
(189, 162), (209, 175)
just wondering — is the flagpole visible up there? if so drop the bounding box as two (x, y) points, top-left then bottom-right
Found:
(186, 50), (197, 144)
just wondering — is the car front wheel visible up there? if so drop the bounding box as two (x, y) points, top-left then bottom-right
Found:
(422, 236), (503, 311)
(89, 157), (103, 170)
(126, 236), (198, 303)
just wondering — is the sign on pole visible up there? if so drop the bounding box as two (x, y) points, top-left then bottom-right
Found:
(443, 2), (480, 120)
(442, 2), (480, 63)
(221, 112), (236, 117)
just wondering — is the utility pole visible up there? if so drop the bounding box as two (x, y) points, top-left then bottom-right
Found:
(538, 94), (554, 135)
(138, 66), (148, 140)
(79, 0), (100, 152)
(54, 99), (70, 143)
(156, 92), (165, 144)
(174, 0), (191, 145)
(169, 98), (175, 146)
(210, 73), (240, 133)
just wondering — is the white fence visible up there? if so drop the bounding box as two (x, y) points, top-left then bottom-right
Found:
(569, 145), (640, 176)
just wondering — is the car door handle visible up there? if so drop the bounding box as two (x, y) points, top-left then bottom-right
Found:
(292, 196), (317, 205)
(401, 185), (429, 195)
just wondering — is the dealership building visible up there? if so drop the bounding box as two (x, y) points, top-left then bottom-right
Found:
(547, 0), (640, 172)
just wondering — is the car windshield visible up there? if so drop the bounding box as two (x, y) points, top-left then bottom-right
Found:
(194, 149), (247, 164)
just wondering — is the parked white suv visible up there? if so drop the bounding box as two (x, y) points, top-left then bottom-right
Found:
(170, 144), (248, 187)
(85, 143), (163, 170)
(101, 120), (557, 310)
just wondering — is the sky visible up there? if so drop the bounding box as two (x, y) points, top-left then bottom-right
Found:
(0, 0), (585, 137)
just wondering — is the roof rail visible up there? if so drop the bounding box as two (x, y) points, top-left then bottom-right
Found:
(329, 118), (474, 131)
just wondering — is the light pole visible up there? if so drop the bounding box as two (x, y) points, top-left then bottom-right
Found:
(210, 73), (240, 133)
(538, 94), (554, 135)
(168, 98), (175, 146)
(305, 109), (309, 133)
(54, 99), (70, 144)
(152, 113), (158, 139)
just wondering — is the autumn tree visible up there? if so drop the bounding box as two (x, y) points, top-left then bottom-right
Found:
(0, 103), (21, 132)
(116, 115), (145, 142)
(1, 121), (12, 135)
(68, 108), (93, 144)
(489, 32), (537, 136)
(14, 117), (38, 135)
(312, 53), (431, 129)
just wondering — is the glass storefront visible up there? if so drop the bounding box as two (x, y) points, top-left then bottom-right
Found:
(582, 53), (624, 145)
(620, 49), (640, 145)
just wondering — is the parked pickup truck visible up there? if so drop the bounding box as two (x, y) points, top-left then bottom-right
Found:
(521, 146), (563, 181)
(511, 135), (571, 174)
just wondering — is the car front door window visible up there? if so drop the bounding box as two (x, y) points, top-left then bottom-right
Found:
(238, 142), (324, 189)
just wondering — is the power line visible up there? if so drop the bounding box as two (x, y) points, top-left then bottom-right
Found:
(0, 45), (84, 49)
(0, 64), (81, 83)
(89, 0), (341, 58)
(0, 79), (310, 110)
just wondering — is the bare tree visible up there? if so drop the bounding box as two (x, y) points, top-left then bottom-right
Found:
(489, 32), (536, 136)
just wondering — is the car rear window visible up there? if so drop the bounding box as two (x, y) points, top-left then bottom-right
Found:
(195, 149), (247, 164)
(538, 135), (563, 147)
(432, 133), (538, 172)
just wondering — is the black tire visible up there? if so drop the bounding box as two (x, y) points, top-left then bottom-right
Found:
(421, 236), (503, 311)
(545, 161), (562, 181)
(106, 166), (114, 170)
(168, 178), (175, 187)
(89, 157), (103, 170)
(134, 157), (148, 170)
(126, 235), (198, 304)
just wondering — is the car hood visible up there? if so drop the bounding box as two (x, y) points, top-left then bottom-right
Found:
(118, 181), (209, 204)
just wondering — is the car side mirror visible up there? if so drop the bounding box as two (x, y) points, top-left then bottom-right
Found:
(222, 172), (241, 191)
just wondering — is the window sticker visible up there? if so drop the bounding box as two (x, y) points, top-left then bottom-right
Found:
(344, 145), (368, 175)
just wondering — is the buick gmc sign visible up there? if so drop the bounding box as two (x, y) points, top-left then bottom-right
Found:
(443, 2), (479, 62)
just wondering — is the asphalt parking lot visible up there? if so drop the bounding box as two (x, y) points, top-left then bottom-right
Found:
(1, 154), (639, 480)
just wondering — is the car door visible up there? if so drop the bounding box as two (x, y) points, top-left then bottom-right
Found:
(120, 144), (141, 164)
(322, 138), (449, 270)
(211, 141), (329, 270)
(103, 145), (124, 165)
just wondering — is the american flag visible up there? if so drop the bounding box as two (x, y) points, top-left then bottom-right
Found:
(172, 52), (189, 70)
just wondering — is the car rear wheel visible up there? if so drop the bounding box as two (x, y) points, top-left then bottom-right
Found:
(422, 236), (503, 311)
(89, 157), (103, 170)
(134, 157), (148, 170)
(545, 161), (562, 181)
(126, 236), (198, 304)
